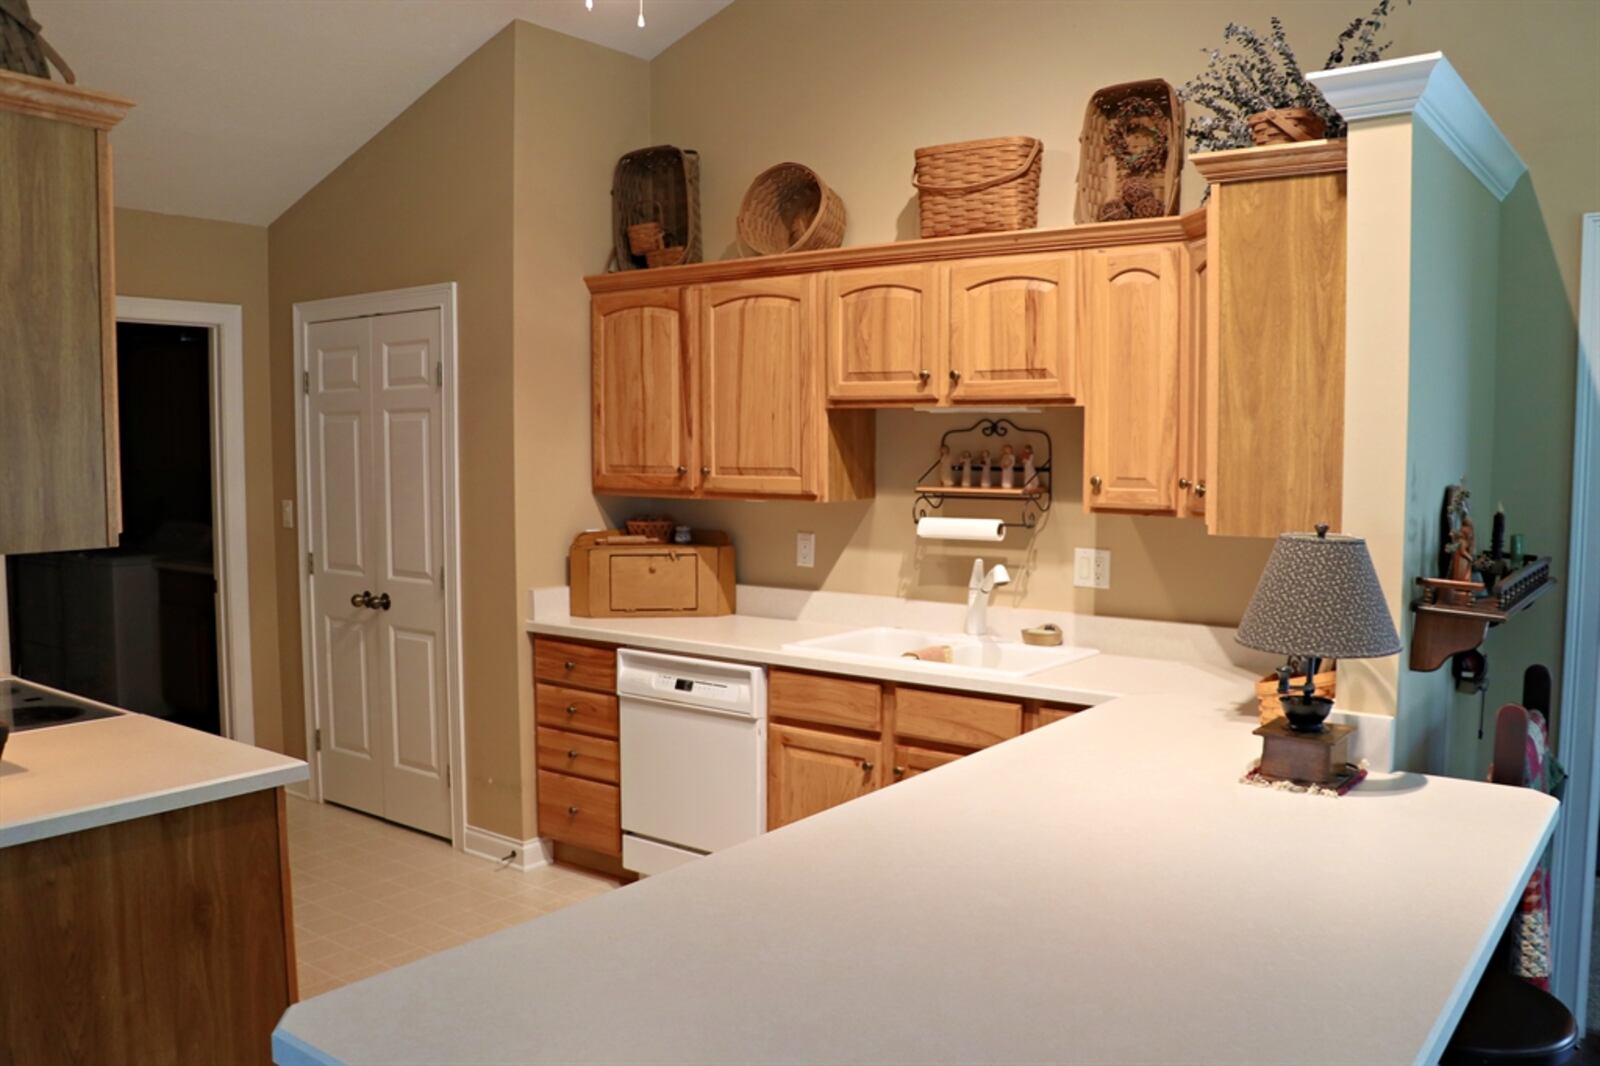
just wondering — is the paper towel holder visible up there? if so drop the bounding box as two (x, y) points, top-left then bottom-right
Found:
(912, 417), (1052, 533)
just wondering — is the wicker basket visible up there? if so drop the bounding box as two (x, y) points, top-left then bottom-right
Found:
(612, 145), (701, 272)
(1256, 668), (1338, 724)
(737, 162), (846, 256)
(1075, 80), (1182, 224)
(1246, 107), (1327, 145)
(626, 220), (664, 256)
(912, 136), (1041, 239)
(625, 517), (676, 542)
(645, 246), (686, 270)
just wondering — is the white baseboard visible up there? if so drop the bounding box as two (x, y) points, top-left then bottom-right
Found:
(462, 824), (553, 872)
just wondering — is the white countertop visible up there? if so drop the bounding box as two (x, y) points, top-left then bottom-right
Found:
(0, 679), (307, 847)
(274, 693), (1555, 1065)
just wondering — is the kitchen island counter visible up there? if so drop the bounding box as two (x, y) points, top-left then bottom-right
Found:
(274, 692), (1555, 1065)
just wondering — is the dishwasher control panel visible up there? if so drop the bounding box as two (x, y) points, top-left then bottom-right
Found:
(616, 649), (766, 719)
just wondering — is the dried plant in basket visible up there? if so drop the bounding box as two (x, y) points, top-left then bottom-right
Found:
(1179, 0), (1411, 153)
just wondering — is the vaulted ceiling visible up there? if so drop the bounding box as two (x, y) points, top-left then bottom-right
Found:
(32, 0), (730, 225)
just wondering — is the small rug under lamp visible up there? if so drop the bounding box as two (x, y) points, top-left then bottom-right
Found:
(1235, 524), (1402, 791)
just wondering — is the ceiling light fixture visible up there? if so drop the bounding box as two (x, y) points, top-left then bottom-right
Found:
(584, 0), (593, 9)
(637, 0), (646, 28)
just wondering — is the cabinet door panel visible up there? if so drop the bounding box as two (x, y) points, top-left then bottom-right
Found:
(1082, 245), (1181, 513)
(947, 254), (1075, 402)
(592, 287), (694, 495)
(767, 724), (881, 830)
(825, 264), (941, 403)
(699, 276), (817, 496)
(892, 744), (962, 782)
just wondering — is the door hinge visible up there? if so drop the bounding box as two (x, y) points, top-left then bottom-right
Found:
(435, 362), (443, 389)
(444, 763), (451, 789)
(307, 551), (314, 574)
(303, 369), (310, 394)
(439, 566), (445, 589)
(314, 727), (322, 752)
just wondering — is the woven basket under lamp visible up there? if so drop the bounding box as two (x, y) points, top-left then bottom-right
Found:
(1236, 525), (1401, 786)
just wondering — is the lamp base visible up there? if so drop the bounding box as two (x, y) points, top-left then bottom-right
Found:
(1253, 717), (1355, 786)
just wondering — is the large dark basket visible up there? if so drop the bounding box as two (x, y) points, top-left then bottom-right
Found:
(0, 0), (72, 81)
(611, 145), (701, 272)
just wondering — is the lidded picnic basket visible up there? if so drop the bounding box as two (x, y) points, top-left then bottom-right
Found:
(611, 145), (701, 271)
(1075, 79), (1183, 223)
(912, 136), (1042, 239)
(736, 162), (846, 256)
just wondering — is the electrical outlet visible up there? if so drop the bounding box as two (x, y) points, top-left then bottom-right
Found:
(1074, 547), (1111, 590)
(280, 500), (294, 529)
(796, 531), (816, 568)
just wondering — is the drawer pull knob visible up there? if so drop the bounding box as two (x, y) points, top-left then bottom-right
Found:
(567, 805), (580, 816)
(563, 660), (575, 671)
(566, 704), (579, 715)
(860, 760), (874, 773)
(566, 750), (579, 759)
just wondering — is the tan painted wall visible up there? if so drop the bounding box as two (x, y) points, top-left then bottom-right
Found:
(510, 22), (651, 837)
(112, 208), (283, 750)
(267, 26), (521, 832)
(647, 0), (1597, 696)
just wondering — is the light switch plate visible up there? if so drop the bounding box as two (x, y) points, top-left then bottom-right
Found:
(1074, 548), (1111, 590)
(796, 531), (816, 568)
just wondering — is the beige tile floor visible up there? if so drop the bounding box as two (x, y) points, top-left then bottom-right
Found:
(286, 795), (616, 999)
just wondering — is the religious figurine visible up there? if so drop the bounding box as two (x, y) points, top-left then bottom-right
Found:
(1446, 515), (1478, 605)
(977, 450), (992, 489)
(1020, 445), (1036, 488)
(937, 445), (955, 488)
(959, 450), (973, 488)
(998, 445), (1016, 489)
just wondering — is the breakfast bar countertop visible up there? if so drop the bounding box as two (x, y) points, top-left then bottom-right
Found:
(0, 677), (307, 848)
(274, 691), (1556, 1066)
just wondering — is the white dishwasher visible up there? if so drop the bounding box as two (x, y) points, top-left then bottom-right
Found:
(617, 649), (767, 876)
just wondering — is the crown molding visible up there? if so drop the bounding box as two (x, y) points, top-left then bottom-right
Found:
(0, 69), (133, 130)
(1308, 52), (1525, 201)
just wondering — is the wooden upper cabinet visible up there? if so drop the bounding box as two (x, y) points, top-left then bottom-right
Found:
(947, 254), (1076, 403)
(767, 723), (882, 830)
(591, 287), (694, 495)
(0, 74), (132, 555)
(824, 264), (941, 404)
(1081, 245), (1181, 514)
(697, 275), (818, 497)
(1179, 240), (1211, 520)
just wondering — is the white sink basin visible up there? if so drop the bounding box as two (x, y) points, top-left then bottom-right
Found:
(782, 627), (1097, 679)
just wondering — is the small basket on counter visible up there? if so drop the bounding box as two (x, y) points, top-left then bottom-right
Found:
(625, 516), (677, 542)
(912, 135), (1042, 239)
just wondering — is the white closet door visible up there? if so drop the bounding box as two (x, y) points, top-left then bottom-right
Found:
(306, 317), (385, 817)
(307, 309), (450, 839)
(369, 309), (450, 838)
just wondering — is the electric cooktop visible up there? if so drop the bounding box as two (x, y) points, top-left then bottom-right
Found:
(0, 679), (122, 732)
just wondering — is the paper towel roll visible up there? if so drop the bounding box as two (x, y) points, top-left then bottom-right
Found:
(916, 516), (1007, 542)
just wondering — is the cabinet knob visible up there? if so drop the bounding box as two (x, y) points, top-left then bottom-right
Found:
(701, 466), (711, 477)
(563, 660), (575, 671)
(1195, 481), (1208, 497)
(1178, 477), (1192, 490)
(948, 369), (962, 384)
(566, 704), (579, 715)
(676, 465), (687, 476)
(567, 805), (580, 816)
(893, 766), (906, 778)
(860, 760), (875, 773)
(566, 750), (578, 759)
(1089, 475), (1103, 492)
(918, 369), (931, 384)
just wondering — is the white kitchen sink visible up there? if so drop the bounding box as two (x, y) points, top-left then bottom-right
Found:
(782, 627), (1097, 679)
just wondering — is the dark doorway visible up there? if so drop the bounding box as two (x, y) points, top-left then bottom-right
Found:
(5, 322), (222, 734)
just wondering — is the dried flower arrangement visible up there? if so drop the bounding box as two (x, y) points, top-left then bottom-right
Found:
(1179, 0), (1410, 153)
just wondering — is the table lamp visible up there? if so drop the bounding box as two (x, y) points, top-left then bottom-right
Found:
(1236, 525), (1401, 784)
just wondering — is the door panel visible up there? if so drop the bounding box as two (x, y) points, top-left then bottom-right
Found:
(306, 308), (451, 840)
(1082, 245), (1181, 513)
(947, 254), (1076, 402)
(766, 723), (880, 829)
(592, 287), (694, 495)
(825, 264), (941, 403)
(698, 276), (816, 497)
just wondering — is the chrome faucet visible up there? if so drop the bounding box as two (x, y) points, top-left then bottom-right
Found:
(964, 558), (1012, 636)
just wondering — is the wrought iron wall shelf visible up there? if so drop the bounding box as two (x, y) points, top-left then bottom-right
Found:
(913, 418), (1052, 531)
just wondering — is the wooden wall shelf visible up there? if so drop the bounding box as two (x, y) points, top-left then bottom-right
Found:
(1410, 557), (1554, 671)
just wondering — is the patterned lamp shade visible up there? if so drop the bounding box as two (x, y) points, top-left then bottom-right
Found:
(1236, 529), (1402, 659)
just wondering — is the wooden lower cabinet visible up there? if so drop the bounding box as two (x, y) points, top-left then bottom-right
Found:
(0, 788), (294, 1066)
(538, 769), (622, 856)
(892, 744), (962, 781)
(767, 723), (883, 830)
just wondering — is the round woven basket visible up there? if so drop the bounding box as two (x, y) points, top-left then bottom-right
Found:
(736, 162), (846, 256)
(625, 517), (676, 541)
(1246, 107), (1327, 145)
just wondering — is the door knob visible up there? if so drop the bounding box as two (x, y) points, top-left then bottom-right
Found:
(372, 592), (391, 611)
(1090, 475), (1103, 493)
(1178, 477), (1193, 490)
(351, 592), (369, 608)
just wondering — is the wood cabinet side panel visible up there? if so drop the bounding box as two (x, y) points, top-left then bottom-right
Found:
(0, 789), (292, 1065)
(0, 109), (112, 553)
(1212, 174), (1346, 538)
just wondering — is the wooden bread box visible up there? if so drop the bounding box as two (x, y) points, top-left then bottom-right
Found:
(569, 530), (736, 617)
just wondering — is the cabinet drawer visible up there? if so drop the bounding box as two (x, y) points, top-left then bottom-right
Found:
(537, 770), (620, 856)
(769, 669), (881, 732)
(1036, 704), (1086, 727)
(892, 744), (962, 782)
(536, 726), (620, 784)
(534, 638), (616, 690)
(536, 683), (619, 738)
(894, 687), (1021, 749)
